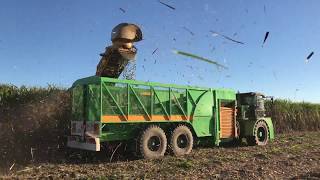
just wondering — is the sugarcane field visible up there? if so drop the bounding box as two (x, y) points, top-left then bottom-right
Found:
(0, 1), (320, 179)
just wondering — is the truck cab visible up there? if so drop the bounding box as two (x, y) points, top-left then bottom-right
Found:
(236, 92), (267, 120)
(236, 92), (275, 145)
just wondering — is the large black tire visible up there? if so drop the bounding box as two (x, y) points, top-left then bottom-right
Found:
(247, 120), (269, 146)
(139, 125), (167, 159)
(170, 125), (193, 156)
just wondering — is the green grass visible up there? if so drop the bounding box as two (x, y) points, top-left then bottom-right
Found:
(0, 84), (63, 107)
(266, 99), (320, 133)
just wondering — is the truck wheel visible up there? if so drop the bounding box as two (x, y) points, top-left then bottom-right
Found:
(170, 125), (193, 156)
(139, 125), (167, 159)
(247, 120), (269, 146)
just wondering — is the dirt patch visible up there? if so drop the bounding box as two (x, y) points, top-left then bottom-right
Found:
(1, 131), (319, 179)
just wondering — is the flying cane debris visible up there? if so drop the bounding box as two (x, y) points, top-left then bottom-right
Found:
(173, 50), (228, 69)
(305, 51), (314, 63)
(119, 8), (126, 13)
(210, 31), (245, 45)
(182, 26), (195, 36)
(158, 0), (176, 10)
(152, 48), (158, 55)
(262, 32), (269, 46)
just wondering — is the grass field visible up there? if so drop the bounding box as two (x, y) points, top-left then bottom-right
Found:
(266, 100), (320, 133)
(0, 84), (319, 178)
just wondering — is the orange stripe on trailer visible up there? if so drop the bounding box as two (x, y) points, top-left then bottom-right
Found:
(101, 115), (191, 123)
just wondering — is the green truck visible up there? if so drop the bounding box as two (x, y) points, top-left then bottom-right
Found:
(67, 76), (274, 159)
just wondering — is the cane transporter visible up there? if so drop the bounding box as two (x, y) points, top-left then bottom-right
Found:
(67, 76), (274, 159)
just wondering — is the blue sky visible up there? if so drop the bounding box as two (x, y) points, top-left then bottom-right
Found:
(0, 0), (319, 102)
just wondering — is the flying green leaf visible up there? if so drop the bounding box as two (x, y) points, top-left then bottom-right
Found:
(173, 50), (228, 69)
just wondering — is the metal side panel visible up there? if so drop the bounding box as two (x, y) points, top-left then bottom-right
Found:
(191, 90), (214, 137)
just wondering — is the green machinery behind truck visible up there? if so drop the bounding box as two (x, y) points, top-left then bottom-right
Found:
(67, 76), (274, 159)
